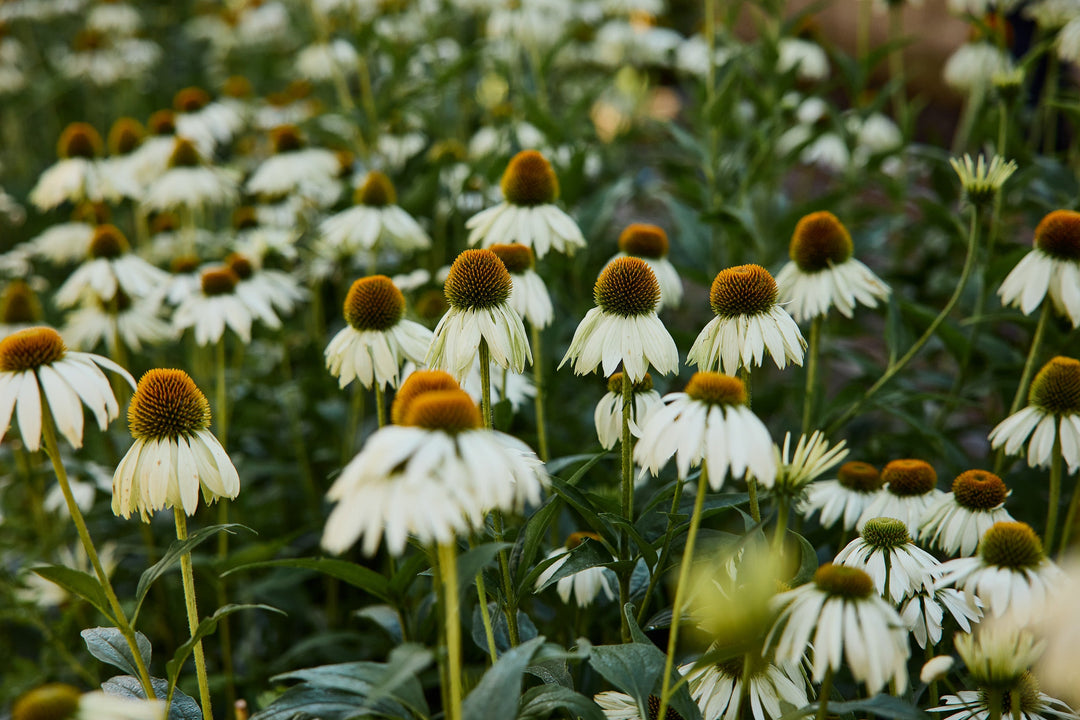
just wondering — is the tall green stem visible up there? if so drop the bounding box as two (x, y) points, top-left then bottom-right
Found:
(802, 316), (822, 435)
(437, 542), (463, 720)
(995, 302), (1051, 474)
(656, 466), (709, 720)
(826, 207), (981, 436)
(1058, 475), (1080, 554)
(215, 338), (228, 449)
(816, 667), (834, 720)
(618, 370), (634, 642)
(531, 323), (549, 461)
(987, 689), (1003, 720)
(41, 414), (156, 701)
(175, 510), (214, 720)
(1046, 434), (1063, 551)
(374, 384), (386, 428)
(480, 341), (493, 430)
(772, 500), (790, 556)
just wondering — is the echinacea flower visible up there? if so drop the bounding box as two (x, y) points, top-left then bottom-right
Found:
(317, 171), (432, 258)
(900, 587), (983, 649)
(426, 249), (531, 381)
(245, 125), (340, 206)
(857, 458), (944, 534)
(322, 380), (546, 555)
(489, 243), (553, 328)
(560, 257), (678, 383)
(763, 431), (848, 497)
(0, 279), (44, 339)
(594, 691), (688, 720)
(687, 264), (805, 375)
(606, 224), (683, 309)
(0, 327), (134, 451)
(920, 470), (1016, 557)
(325, 275), (432, 389)
(173, 86), (242, 150)
(955, 622), (1045, 691)
(800, 461), (884, 531)
(834, 517), (941, 603)
(225, 252), (302, 324)
(172, 267), (257, 345)
(112, 369), (239, 521)
(141, 136), (238, 214)
(775, 211), (890, 322)
(634, 372), (776, 486)
(12, 683), (165, 720)
(61, 290), (175, 354)
(29, 122), (115, 211)
(594, 371), (661, 450)
(54, 225), (168, 309)
(935, 521), (1064, 619)
(28, 202), (107, 265)
(998, 210), (1080, 327)
(767, 564), (909, 694)
(989, 356), (1080, 471)
(679, 654), (812, 720)
(931, 674), (1079, 720)
(944, 43), (1015, 96)
(534, 531), (616, 607)
(950, 153), (1017, 208)
(466, 150), (585, 259)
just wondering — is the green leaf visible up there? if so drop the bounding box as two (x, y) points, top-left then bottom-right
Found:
(462, 636), (545, 720)
(599, 514), (657, 568)
(518, 685), (606, 720)
(101, 676), (201, 720)
(515, 496), (563, 589)
(789, 531), (819, 587)
(222, 557), (391, 601)
(81, 627), (151, 678)
(166, 604), (283, 694)
(133, 523), (252, 622)
(548, 479), (618, 547)
(362, 644), (433, 718)
(458, 542), (512, 601)
(249, 687), (372, 720)
(32, 565), (113, 622)
(533, 539), (611, 593)
(782, 694), (929, 720)
(588, 642), (701, 720)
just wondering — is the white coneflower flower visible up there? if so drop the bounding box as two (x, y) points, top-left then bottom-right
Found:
(174, 86), (242, 150)
(777, 38), (828, 81)
(901, 587), (983, 649)
(1060, 17), (1080, 62)
(936, 521), (1064, 619)
(998, 210), (1080, 327)
(87, 2), (142, 35)
(687, 264), (806, 375)
(932, 674), (1079, 720)
(225, 252), (302, 324)
(61, 290), (175, 354)
(322, 379), (546, 555)
(426, 249), (531, 381)
(489, 243), (553, 328)
(0, 327), (134, 451)
(112, 369), (239, 521)
(605, 224), (683, 309)
(142, 136), (238, 214)
(325, 276), (432, 390)
(560, 257), (678, 383)
(317, 171), (431, 257)
(921, 656), (956, 684)
(801, 133), (850, 173)
(12, 683), (165, 720)
(594, 371), (661, 450)
(29, 122), (114, 211)
(834, 517), (941, 603)
(297, 38), (359, 81)
(635, 372), (776, 486)
(128, 110), (194, 186)
(594, 691), (688, 720)
(466, 150), (585, 259)
(54, 225), (168, 309)
(680, 654), (811, 720)
(767, 564), (910, 694)
(800, 461), (884, 530)
(28, 202), (106, 265)
(951, 153), (1018, 208)
(245, 124), (341, 205)
(534, 531), (616, 607)
(232, 206), (301, 264)
(775, 211), (890, 322)
(857, 458), (944, 534)
(920, 470), (1016, 557)
(958, 623), (1046, 690)
(944, 42), (1014, 95)
(100, 117), (145, 201)
(172, 267), (256, 345)
(764, 430), (849, 495)
(0, 280), (44, 339)
(989, 356), (1080, 471)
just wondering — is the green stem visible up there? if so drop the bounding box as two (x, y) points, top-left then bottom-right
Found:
(480, 341), (493, 430)
(215, 337), (228, 449)
(175, 510), (214, 720)
(772, 499), (790, 557)
(816, 666), (834, 720)
(802, 316), (822, 435)
(656, 466), (709, 720)
(826, 207), (982, 436)
(740, 368), (761, 523)
(374, 384), (386, 428)
(41, 414), (156, 700)
(994, 302), (1051, 474)
(437, 542), (463, 720)
(618, 370), (634, 642)
(531, 323), (548, 462)
(925, 642), (939, 706)
(1046, 434), (1063, 551)
(1011, 683), (1022, 720)
(987, 689), (1003, 720)
(474, 568), (498, 660)
(1058, 474), (1080, 555)
(1041, 54), (1060, 155)
(636, 478), (685, 625)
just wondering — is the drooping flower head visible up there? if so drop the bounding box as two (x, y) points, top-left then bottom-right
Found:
(0, 327), (135, 451)
(56, 224), (169, 309)
(0, 280), (43, 336)
(534, 531), (616, 607)
(800, 460), (884, 530)
(325, 275), (432, 389)
(858, 458), (944, 533)
(998, 210), (1080, 326)
(317, 171), (431, 258)
(30, 122), (116, 211)
(776, 211), (889, 322)
(426, 249), (531, 381)
(930, 671), (1079, 720)
(989, 356), (1080, 471)
(688, 264), (805, 375)
(142, 136), (239, 213)
(489, 243), (553, 328)
(834, 516), (941, 603)
(634, 372), (776, 487)
(112, 368), (239, 521)
(560, 257), (677, 383)
(920, 470), (1015, 556)
(594, 371), (662, 450)
(466, 150), (586, 258)
(172, 266), (259, 345)
(609, 223), (682, 309)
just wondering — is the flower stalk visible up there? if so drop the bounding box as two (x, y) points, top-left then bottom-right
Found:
(175, 509), (214, 720)
(437, 542), (463, 720)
